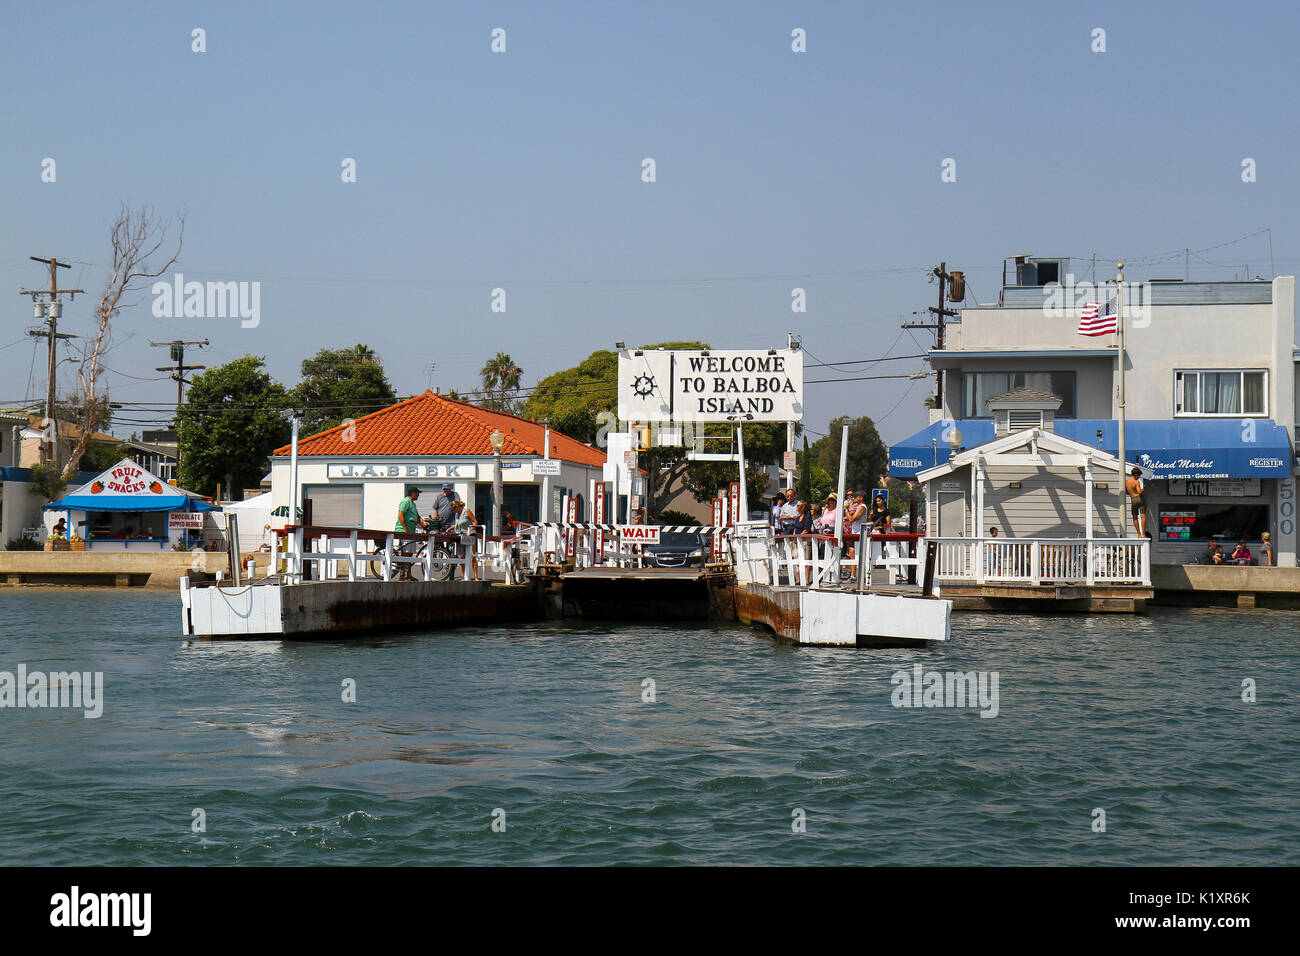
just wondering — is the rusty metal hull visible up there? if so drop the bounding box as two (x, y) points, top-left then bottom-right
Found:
(731, 583), (801, 642)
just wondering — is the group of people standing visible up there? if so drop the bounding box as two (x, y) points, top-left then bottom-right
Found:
(771, 487), (891, 539)
(770, 486), (894, 583)
(394, 483), (519, 582)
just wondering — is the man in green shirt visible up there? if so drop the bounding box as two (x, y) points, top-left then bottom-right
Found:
(395, 486), (426, 534)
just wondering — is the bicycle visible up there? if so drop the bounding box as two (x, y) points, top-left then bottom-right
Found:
(368, 531), (457, 582)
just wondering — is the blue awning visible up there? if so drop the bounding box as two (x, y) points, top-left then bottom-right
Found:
(45, 495), (216, 513)
(888, 419), (1294, 480)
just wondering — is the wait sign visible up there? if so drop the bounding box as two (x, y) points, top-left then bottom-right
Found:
(618, 525), (660, 544)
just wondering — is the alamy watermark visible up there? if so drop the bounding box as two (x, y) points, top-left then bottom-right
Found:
(50, 886), (150, 936)
(1042, 275), (1152, 329)
(0, 664), (103, 718)
(891, 664), (999, 718)
(152, 273), (260, 328)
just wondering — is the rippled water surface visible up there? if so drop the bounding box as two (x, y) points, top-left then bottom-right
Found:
(1, 589), (1296, 865)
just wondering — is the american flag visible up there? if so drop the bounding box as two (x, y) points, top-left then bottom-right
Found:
(1077, 295), (1118, 336)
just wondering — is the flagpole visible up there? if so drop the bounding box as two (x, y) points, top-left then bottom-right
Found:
(1115, 262), (1126, 537)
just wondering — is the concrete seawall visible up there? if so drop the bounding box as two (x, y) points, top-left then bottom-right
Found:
(1, 550), (233, 587)
(1152, 564), (1300, 609)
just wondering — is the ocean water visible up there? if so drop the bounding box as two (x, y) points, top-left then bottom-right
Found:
(0, 588), (1296, 865)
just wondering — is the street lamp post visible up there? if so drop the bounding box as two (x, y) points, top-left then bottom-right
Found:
(490, 428), (506, 536)
(289, 410), (304, 527)
(540, 418), (551, 524)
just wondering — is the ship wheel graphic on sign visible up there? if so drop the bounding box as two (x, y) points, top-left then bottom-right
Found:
(632, 373), (656, 397)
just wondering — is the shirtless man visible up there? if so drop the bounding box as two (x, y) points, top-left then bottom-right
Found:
(1125, 467), (1147, 537)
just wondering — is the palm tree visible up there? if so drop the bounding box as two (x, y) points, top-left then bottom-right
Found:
(479, 352), (523, 412)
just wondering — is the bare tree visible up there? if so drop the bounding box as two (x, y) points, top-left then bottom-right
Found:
(61, 206), (183, 478)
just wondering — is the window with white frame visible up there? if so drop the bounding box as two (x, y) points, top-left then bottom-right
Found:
(1174, 370), (1267, 416)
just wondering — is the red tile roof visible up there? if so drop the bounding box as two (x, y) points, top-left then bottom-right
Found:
(273, 391), (607, 467)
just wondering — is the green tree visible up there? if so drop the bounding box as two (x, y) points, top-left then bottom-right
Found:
(885, 478), (924, 519)
(808, 415), (888, 494)
(177, 356), (290, 497)
(679, 420), (786, 506)
(681, 459), (771, 510)
(79, 440), (125, 474)
(479, 352), (523, 413)
(523, 341), (712, 445)
(522, 349), (617, 444)
(28, 461), (68, 502)
(807, 464), (835, 502)
(797, 436), (813, 503)
(290, 344), (396, 435)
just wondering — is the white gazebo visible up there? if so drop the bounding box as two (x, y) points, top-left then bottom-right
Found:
(917, 424), (1150, 587)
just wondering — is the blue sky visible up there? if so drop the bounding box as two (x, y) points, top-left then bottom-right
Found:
(2, 0), (1296, 444)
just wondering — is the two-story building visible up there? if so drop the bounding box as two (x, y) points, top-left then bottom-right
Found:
(888, 258), (1297, 568)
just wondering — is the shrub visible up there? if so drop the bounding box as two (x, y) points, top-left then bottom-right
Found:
(5, 536), (41, 551)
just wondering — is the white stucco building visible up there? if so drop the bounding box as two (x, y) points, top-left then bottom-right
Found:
(269, 391), (606, 531)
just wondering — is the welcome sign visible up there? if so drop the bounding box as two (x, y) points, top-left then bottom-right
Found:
(618, 349), (803, 423)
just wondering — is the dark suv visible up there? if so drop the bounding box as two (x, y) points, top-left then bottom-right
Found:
(641, 531), (709, 568)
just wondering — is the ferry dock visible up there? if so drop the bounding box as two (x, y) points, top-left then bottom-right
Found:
(179, 523), (952, 647)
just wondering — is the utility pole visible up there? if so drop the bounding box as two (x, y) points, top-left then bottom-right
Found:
(150, 339), (208, 468)
(20, 256), (83, 466)
(902, 261), (962, 408)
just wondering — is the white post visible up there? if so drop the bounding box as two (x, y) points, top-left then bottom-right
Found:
(492, 451), (503, 537)
(289, 415), (301, 530)
(736, 426), (749, 525)
(541, 421), (551, 524)
(835, 423), (848, 547)
(1115, 263), (1127, 538)
(1084, 466), (1095, 584)
(785, 421), (794, 490)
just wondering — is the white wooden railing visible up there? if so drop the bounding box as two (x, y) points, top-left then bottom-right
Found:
(771, 534), (844, 588)
(282, 526), (470, 584)
(928, 536), (1150, 586)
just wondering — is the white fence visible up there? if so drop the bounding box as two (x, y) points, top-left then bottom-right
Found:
(279, 525), (529, 584)
(731, 525), (925, 589)
(929, 536), (1150, 586)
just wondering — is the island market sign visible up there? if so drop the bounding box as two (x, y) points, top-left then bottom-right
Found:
(1135, 452), (1287, 480)
(326, 461), (481, 480)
